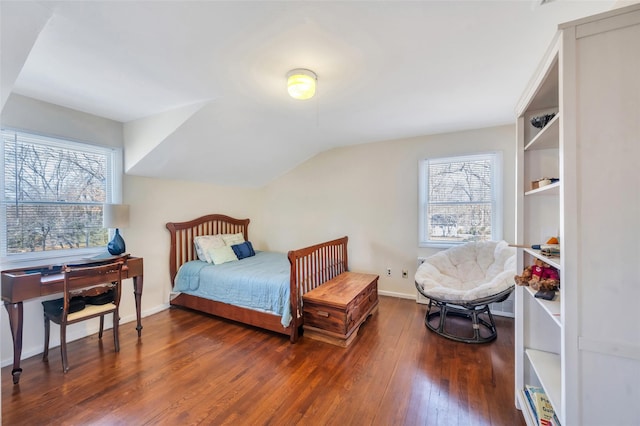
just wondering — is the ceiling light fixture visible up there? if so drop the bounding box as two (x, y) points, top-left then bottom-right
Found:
(287, 69), (317, 100)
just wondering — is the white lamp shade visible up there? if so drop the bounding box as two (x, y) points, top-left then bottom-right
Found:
(103, 204), (130, 229)
(287, 69), (317, 100)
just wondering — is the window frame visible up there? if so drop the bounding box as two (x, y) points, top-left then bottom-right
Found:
(418, 151), (503, 248)
(0, 128), (123, 266)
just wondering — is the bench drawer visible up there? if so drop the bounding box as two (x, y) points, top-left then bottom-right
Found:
(304, 302), (348, 335)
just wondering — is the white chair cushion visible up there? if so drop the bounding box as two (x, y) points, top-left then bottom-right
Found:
(67, 303), (116, 322)
(415, 240), (516, 302)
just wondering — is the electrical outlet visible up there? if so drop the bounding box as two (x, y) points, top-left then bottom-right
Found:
(402, 270), (408, 278)
(386, 268), (391, 276)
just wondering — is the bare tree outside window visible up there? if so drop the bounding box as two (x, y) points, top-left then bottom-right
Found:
(2, 130), (114, 256)
(419, 153), (502, 247)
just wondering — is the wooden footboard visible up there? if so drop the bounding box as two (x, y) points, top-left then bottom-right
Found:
(166, 214), (348, 342)
(287, 237), (349, 341)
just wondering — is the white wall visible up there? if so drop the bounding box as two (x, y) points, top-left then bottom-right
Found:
(122, 175), (261, 315)
(1, 94), (123, 148)
(259, 125), (516, 298)
(1, 94), (515, 367)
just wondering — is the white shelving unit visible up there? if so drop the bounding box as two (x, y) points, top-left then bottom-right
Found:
(514, 4), (640, 426)
(523, 286), (560, 327)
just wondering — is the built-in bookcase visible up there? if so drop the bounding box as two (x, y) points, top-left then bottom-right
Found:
(514, 4), (640, 425)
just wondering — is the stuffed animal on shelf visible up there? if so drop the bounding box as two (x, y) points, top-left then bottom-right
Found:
(514, 258), (560, 291)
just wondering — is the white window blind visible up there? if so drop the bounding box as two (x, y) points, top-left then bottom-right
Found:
(419, 152), (502, 247)
(1, 129), (120, 258)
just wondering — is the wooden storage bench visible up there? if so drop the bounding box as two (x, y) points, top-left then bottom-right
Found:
(302, 272), (379, 347)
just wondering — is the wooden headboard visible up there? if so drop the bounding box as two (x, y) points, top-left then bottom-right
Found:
(165, 214), (250, 286)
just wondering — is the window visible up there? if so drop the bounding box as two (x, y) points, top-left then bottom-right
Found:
(419, 152), (502, 247)
(1, 129), (122, 261)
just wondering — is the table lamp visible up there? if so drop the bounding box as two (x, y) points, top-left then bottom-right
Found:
(103, 204), (129, 255)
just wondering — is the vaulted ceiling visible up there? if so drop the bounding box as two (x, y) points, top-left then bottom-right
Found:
(1, 1), (620, 187)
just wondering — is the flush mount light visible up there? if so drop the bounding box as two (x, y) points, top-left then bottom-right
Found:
(287, 69), (317, 100)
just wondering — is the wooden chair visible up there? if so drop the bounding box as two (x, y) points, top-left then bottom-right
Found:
(42, 259), (124, 373)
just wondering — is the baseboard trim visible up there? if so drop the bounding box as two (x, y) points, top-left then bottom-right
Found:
(1, 304), (170, 368)
(378, 290), (416, 300)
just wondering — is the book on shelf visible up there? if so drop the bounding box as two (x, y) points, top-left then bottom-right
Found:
(524, 385), (560, 426)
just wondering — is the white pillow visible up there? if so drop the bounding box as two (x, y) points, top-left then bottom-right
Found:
(222, 232), (245, 246)
(194, 235), (226, 263)
(208, 245), (238, 264)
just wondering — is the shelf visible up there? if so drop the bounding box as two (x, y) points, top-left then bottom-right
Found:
(523, 248), (560, 270)
(524, 181), (560, 196)
(517, 390), (538, 426)
(525, 113), (560, 151)
(517, 52), (559, 115)
(525, 285), (561, 327)
(525, 349), (562, 421)
(515, 7), (640, 425)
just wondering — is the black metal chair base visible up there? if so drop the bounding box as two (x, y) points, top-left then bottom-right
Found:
(425, 300), (497, 343)
(418, 286), (514, 344)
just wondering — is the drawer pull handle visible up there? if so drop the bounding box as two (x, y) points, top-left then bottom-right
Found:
(316, 310), (329, 318)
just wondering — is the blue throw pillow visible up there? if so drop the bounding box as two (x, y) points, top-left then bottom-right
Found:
(231, 241), (255, 259)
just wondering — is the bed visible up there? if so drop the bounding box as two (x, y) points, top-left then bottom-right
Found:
(166, 214), (348, 343)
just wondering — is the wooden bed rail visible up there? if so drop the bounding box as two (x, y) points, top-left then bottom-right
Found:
(288, 236), (349, 328)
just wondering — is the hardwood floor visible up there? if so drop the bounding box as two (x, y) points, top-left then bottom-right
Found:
(2, 296), (525, 425)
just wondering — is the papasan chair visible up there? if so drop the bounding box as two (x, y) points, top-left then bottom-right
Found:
(415, 240), (516, 343)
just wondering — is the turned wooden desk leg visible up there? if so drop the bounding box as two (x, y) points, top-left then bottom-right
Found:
(133, 275), (143, 337)
(4, 302), (24, 384)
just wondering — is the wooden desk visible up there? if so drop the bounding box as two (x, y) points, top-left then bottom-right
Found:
(2, 256), (144, 384)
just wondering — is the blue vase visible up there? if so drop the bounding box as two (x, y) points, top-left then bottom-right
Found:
(108, 229), (126, 255)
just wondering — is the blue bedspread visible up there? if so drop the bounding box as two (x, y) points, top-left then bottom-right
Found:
(174, 251), (292, 327)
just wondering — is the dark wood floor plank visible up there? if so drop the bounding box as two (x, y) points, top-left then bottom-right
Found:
(2, 296), (525, 425)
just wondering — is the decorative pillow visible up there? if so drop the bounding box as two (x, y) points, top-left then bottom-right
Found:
(222, 232), (245, 246)
(208, 245), (238, 264)
(194, 235), (226, 263)
(231, 241), (255, 260)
